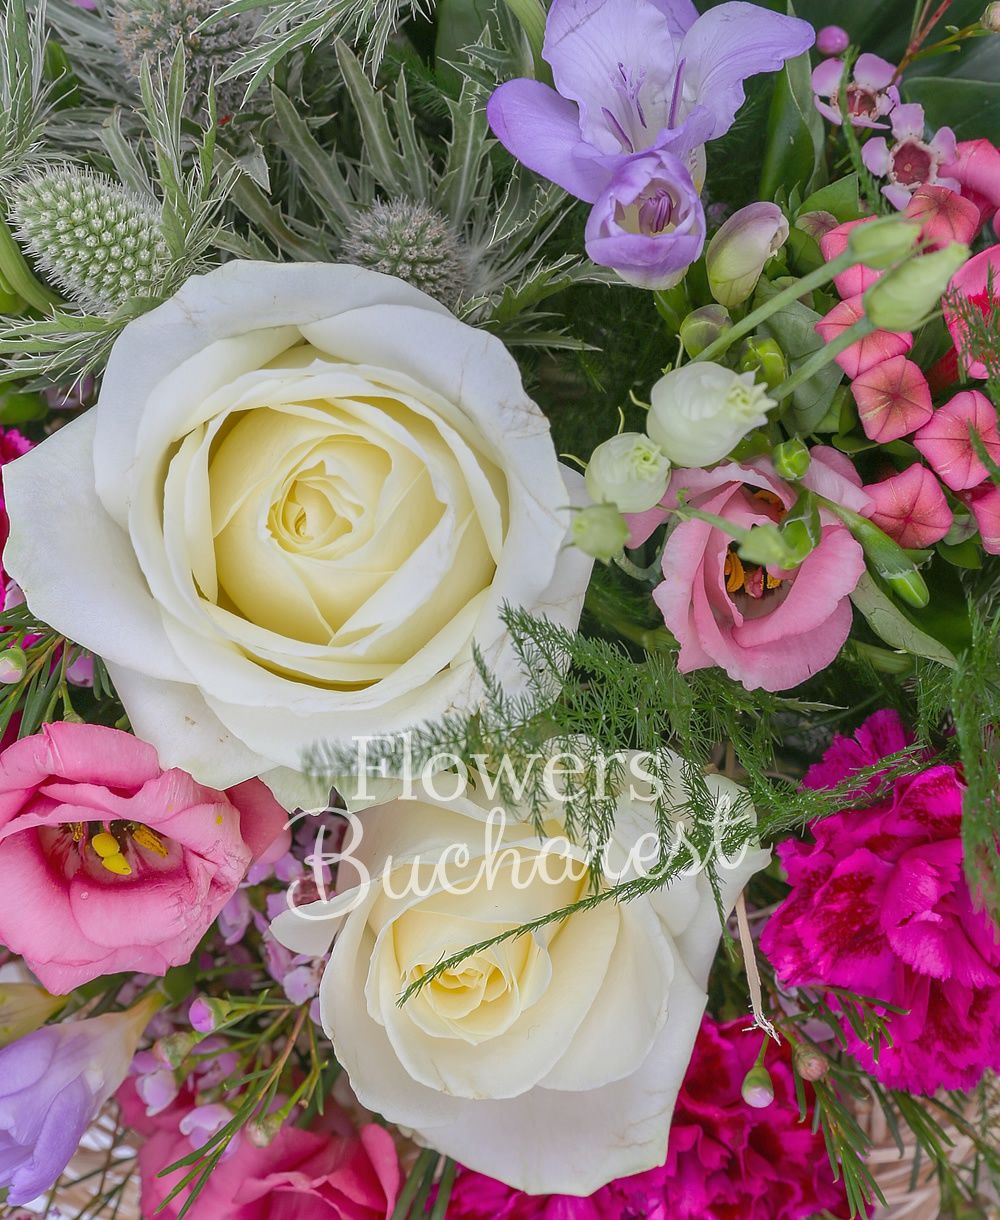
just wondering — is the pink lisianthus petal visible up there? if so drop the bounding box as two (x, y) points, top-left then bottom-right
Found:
(819, 218), (881, 297)
(904, 185), (980, 251)
(815, 297), (912, 378)
(851, 355), (933, 443)
(862, 464), (952, 548)
(943, 245), (1000, 380)
(913, 390), (1000, 491)
(959, 481), (1000, 553)
(801, 445), (873, 516)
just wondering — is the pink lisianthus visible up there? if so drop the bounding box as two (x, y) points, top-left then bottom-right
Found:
(849, 355), (933, 443)
(761, 710), (1000, 1094)
(447, 1018), (846, 1220)
(943, 245), (1000, 380)
(0, 722), (290, 993)
(863, 464), (952, 548)
(0, 428), (33, 611)
(861, 103), (959, 211)
(811, 53), (899, 129)
(121, 1083), (399, 1220)
(627, 450), (868, 692)
(941, 139), (1000, 231)
(913, 390), (1000, 491)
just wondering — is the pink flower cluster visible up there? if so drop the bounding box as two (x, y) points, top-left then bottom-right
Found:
(815, 200), (1000, 553)
(0, 427), (33, 610)
(762, 709), (1000, 1094)
(445, 1018), (847, 1220)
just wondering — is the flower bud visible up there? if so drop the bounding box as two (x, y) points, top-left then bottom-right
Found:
(585, 433), (671, 513)
(739, 337), (788, 390)
(648, 363), (774, 469)
(246, 1112), (286, 1147)
(571, 504), (629, 563)
(795, 209), (839, 242)
(153, 1030), (202, 1069)
(0, 983), (64, 1046)
(816, 25), (850, 54)
(707, 202), (789, 307)
(982, 2), (1000, 31)
(0, 646), (27, 685)
(741, 1064), (775, 1108)
(679, 304), (732, 358)
(772, 438), (811, 480)
(847, 215), (923, 269)
(864, 242), (970, 331)
(792, 1044), (830, 1082)
(188, 996), (218, 1033)
(824, 501), (930, 608)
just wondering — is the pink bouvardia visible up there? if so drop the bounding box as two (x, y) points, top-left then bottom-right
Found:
(942, 139), (1000, 231)
(814, 296), (912, 379)
(913, 390), (1000, 492)
(863, 464), (952, 549)
(445, 1018), (846, 1220)
(761, 710), (1000, 1094)
(960, 481), (1000, 554)
(849, 355), (933, 444)
(903, 184), (980, 252)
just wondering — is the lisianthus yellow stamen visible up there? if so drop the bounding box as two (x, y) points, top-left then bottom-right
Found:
(724, 550), (745, 592)
(130, 824), (168, 857)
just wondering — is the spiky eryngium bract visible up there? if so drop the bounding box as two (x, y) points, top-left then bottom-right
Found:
(10, 168), (170, 314)
(107, 0), (258, 115)
(343, 199), (469, 308)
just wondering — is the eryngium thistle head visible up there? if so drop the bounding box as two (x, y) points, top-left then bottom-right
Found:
(343, 200), (469, 308)
(107, 0), (259, 116)
(10, 168), (170, 314)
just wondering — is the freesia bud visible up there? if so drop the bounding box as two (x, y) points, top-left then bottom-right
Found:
(772, 438), (811, 480)
(739, 337), (788, 389)
(648, 363), (774, 468)
(864, 242), (970, 331)
(0, 646), (27, 684)
(707, 202), (789, 307)
(741, 1064), (775, 1108)
(679, 304), (732, 358)
(982, 2), (1000, 31)
(571, 504), (629, 563)
(816, 24), (849, 54)
(847, 215), (922, 269)
(0, 983), (64, 1046)
(585, 433), (671, 513)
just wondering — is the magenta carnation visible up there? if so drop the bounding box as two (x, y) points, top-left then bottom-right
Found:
(445, 1018), (846, 1220)
(761, 709), (1000, 1094)
(0, 427), (33, 608)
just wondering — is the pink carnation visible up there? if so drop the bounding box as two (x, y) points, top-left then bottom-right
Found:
(446, 1018), (846, 1220)
(0, 722), (290, 992)
(762, 710), (1000, 1094)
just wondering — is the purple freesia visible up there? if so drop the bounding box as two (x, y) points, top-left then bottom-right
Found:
(488, 0), (814, 286)
(0, 1001), (155, 1205)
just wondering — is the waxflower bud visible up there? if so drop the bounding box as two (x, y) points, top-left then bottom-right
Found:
(741, 1064), (775, 1109)
(648, 363), (774, 469)
(795, 209), (839, 242)
(982, 2), (1000, 31)
(585, 433), (671, 513)
(864, 242), (970, 331)
(571, 504), (629, 563)
(847, 215), (923, 269)
(679, 304), (732, 358)
(793, 1044), (830, 1082)
(772, 438), (811, 480)
(247, 1112), (286, 1147)
(0, 646), (27, 685)
(707, 202), (789, 307)
(816, 25), (850, 54)
(739, 337), (788, 390)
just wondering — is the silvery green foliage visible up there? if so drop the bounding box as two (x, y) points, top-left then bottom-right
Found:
(10, 168), (170, 313)
(0, 0), (51, 178)
(107, 0), (259, 114)
(343, 199), (469, 307)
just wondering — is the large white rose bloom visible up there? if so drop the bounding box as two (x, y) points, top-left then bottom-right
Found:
(4, 263), (591, 794)
(272, 751), (769, 1194)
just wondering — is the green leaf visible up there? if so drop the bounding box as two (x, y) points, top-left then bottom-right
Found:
(798, 174), (863, 224)
(850, 571), (957, 668)
(903, 78), (1000, 140)
(434, 0), (493, 92)
(759, 4), (824, 201)
(757, 294), (844, 431)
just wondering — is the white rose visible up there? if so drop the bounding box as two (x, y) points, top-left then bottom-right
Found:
(647, 362), (773, 469)
(4, 263), (592, 796)
(272, 750), (769, 1194)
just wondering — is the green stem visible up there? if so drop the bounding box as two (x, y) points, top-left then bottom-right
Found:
(0, 221), (61, 314)
(771, 318), (875, 404)
(693, 251), (855, 364)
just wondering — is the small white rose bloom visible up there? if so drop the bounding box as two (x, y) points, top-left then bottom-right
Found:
(584, 432), (671, 513)
(647, 363), (774, 469)
(271, 749), (769, 1195)
(706, 201), (789, 307)
(4, 263), (593, 801)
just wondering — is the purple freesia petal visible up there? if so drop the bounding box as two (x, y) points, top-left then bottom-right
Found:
(487, 79), (610, 202)
(646, 0), (699, 37)
(677, 2), (815, 139)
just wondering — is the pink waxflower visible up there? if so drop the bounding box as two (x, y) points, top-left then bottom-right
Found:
(849, 355), (933, 443)
(903, 185), (980, 251)
(959, 481), (1000, 554)
(819, 218), (883, 299)
(814, 296), (912, 378)
(762, 710), (1000, 1094)
(447, 1018), (846, 1220)
(863, 464), (952, 548)
(812, 53), (899, 128)
(941, 139), (1000, 230)
(0, 428), (33, 610)
(628, 449), (868, 692)
(913, 390), (1000, 491)
(862, 103), (959, 210)
(943, 244), (1000, 380)
(0, 722), (290, 993)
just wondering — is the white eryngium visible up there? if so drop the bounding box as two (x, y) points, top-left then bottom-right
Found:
(10, 168), (170, 314)
(343, 199), (470, 307)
